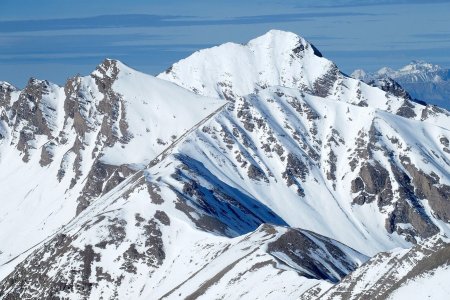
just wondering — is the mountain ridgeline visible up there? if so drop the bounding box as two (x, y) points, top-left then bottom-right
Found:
(0, 30), (449, 299)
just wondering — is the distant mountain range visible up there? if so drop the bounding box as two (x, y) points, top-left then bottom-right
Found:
(1, 30), (449, 299)
(352, 61), (450, 110)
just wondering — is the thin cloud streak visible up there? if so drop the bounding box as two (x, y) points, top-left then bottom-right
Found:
(0, 12), (373, 33)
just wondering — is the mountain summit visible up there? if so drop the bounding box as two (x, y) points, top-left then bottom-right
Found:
(0, 30), (449, 299)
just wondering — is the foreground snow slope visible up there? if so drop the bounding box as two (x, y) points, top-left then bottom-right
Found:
(307, 236), (450, 300)
(0, 170), (367, 299)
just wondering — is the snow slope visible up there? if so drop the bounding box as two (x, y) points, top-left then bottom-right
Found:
(311, 236), (450, 300)
(143, 84), (450, 255)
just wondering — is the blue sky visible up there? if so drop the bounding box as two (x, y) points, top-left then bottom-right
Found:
(1, 0), (450, 87)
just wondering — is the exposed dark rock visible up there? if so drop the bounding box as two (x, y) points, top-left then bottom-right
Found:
(135, 213), (145, 225)
(396, 100), (417, 118)
(267, 228), (362, 283)
(8, 79), (59, 162)
(16, 129), (34, 162)
(367, 77), (412, 100)
(420, 104), (448, 121)
(351, 177), (364, 193)
(282, 153), (308, 184)
(326, 150), (337, 186)
(106, 218), (127, 246)
(356, 100), (369, 107)
(401, 156), (450, 222)
(39, 141), (55, 167)
(282, 153), (308, 196)
(70, 137), (85, 185)
(292, 43), (305, 56)
(79, 245), (99, 296)
(175, 199), (229, 235)
(182, 180), (202, 198)
(76, 162), (135, 214)
(440, 136), (449, 148)
(142, 219), (165, 266)
(219, 125), (235, 146)
(0, 82), (15, 109)
(147, 182), (164, 204)
(154, 210), (170, 226)
(121, 244), (140, 274)
(349, 130), (369, 171)
(12, 79), (53, 137)
(352, 161), (393, 206)
(236, 98), (255, 132)
(63, 76), (90, 137)
(387, 161), (440, 239)
(285, 94), (320, 120)
(247, 164), (269, 182)
(313, 64), (339, 98)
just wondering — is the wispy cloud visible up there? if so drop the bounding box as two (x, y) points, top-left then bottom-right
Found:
(412, 32), (450, 39)
(0, 12), (373, 33)
(296, 0), (450, 8)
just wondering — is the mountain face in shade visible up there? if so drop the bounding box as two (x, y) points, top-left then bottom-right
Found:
(352, 61), (450, 110)
(0, 30), (449, 299)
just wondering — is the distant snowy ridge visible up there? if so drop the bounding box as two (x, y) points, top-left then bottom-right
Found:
(352, 60), (450, 110)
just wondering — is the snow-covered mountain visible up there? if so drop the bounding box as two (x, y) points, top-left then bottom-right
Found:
(0, 30), (449, 299)
(352, 61), (450, 110)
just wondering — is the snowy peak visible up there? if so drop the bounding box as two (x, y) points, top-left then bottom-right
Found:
(91, 58), (133, 83)
(159, 30), (447, 121)
(386, 60), (449, 84)
(247, 29), (323, 58)
(350, 69), (367, 81)
(394, 60), (441, 76)
(356, 61), (445, 82)
(158, 30), (335, 100)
